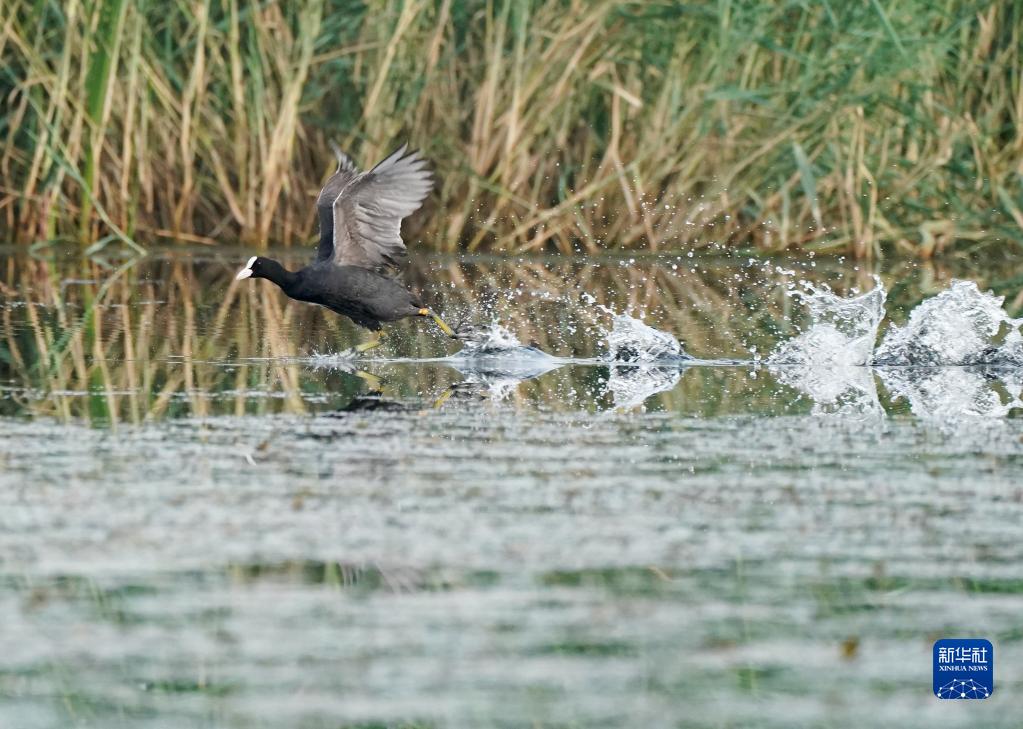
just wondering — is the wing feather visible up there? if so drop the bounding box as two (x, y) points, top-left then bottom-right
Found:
(330, 145), (433, 274)
(314, 143), (361, 261)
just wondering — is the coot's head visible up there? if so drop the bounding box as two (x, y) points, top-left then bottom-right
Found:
(235, 256), (264, 281)
(234, 256), (295, 291)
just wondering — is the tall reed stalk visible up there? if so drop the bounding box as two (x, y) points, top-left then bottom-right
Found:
(1, 0), (1021, 258)
(80, 0), (127, 239)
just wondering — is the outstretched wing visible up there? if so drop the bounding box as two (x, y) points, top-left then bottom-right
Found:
(315, 142), (361, 261)
(330, 145), (433, 274)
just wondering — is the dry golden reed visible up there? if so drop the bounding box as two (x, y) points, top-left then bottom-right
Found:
(1, 0), (1021, 258)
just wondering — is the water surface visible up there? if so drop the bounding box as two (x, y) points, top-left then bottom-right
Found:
(2, 248), (1022, 727)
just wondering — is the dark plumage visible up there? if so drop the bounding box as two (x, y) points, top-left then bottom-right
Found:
(235, 145), (454, 350)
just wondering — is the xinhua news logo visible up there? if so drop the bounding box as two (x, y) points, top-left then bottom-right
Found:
(933, 638), (993, 699)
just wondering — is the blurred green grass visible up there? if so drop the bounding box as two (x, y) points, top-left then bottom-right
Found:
(1, 0), (1021, 258)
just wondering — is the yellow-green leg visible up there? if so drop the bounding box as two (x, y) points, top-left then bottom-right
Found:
(354, 332), (383, 353)
(418, 308), (455, 337)
(432, 386), (456, 409)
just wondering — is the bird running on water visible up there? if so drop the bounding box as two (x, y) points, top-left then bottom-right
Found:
(235, 144), (456, 354)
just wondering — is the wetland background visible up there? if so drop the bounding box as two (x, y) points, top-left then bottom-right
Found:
(4, 0), (1023, 727)
(3, 246), (1023, 423)
(2, 0), (1022, 257)
(3, 248), (1023, 727)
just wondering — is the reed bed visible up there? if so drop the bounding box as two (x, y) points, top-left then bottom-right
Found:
(1, 0), (1021, 258)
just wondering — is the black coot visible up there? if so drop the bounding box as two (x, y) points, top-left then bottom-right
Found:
(235, 144), (455, 353)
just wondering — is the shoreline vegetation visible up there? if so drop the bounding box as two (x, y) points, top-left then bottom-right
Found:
(1, 0), (1021, 259)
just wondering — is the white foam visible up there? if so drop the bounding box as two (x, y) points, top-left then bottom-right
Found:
(874, 280), (1019, 365)
(606, 366), (681, 409)
(605, 314), (687, 362)
(769, 281), (886, 367)
(454, 322), (525, 354)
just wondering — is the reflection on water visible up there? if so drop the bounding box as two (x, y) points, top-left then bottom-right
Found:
(878, 366), (1023, 423)
(2, 249), (1021, 421)
(2, 248), (1023, 728)
(771, 364), (883, 419)
(605, 364), (683, 409)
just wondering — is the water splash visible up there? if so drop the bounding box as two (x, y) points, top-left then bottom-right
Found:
(448, 322), (559, 400)
(576, 293), (691, 363)
(764, 281), (887, 417)
(605, 365), (682, 410)
(452, 321), (526, 354)
(878, 367), (1022, 423)
(769, 281), (886, 367)
(302, 350), (362, 369)
(605, 314), (690, 363)
(987, 330), (1023, 366)
(771, 366), (882, 418)
(873, 280), (1021, 366)
(597, 307), (690, 407)
(445, 365), (556, 403)
(449, 359), (559, 402)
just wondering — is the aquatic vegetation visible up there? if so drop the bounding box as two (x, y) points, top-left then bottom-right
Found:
(2, 1), (1022, 256)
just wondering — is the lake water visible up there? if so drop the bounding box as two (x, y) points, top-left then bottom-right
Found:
(2, 247), (1023, 727)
